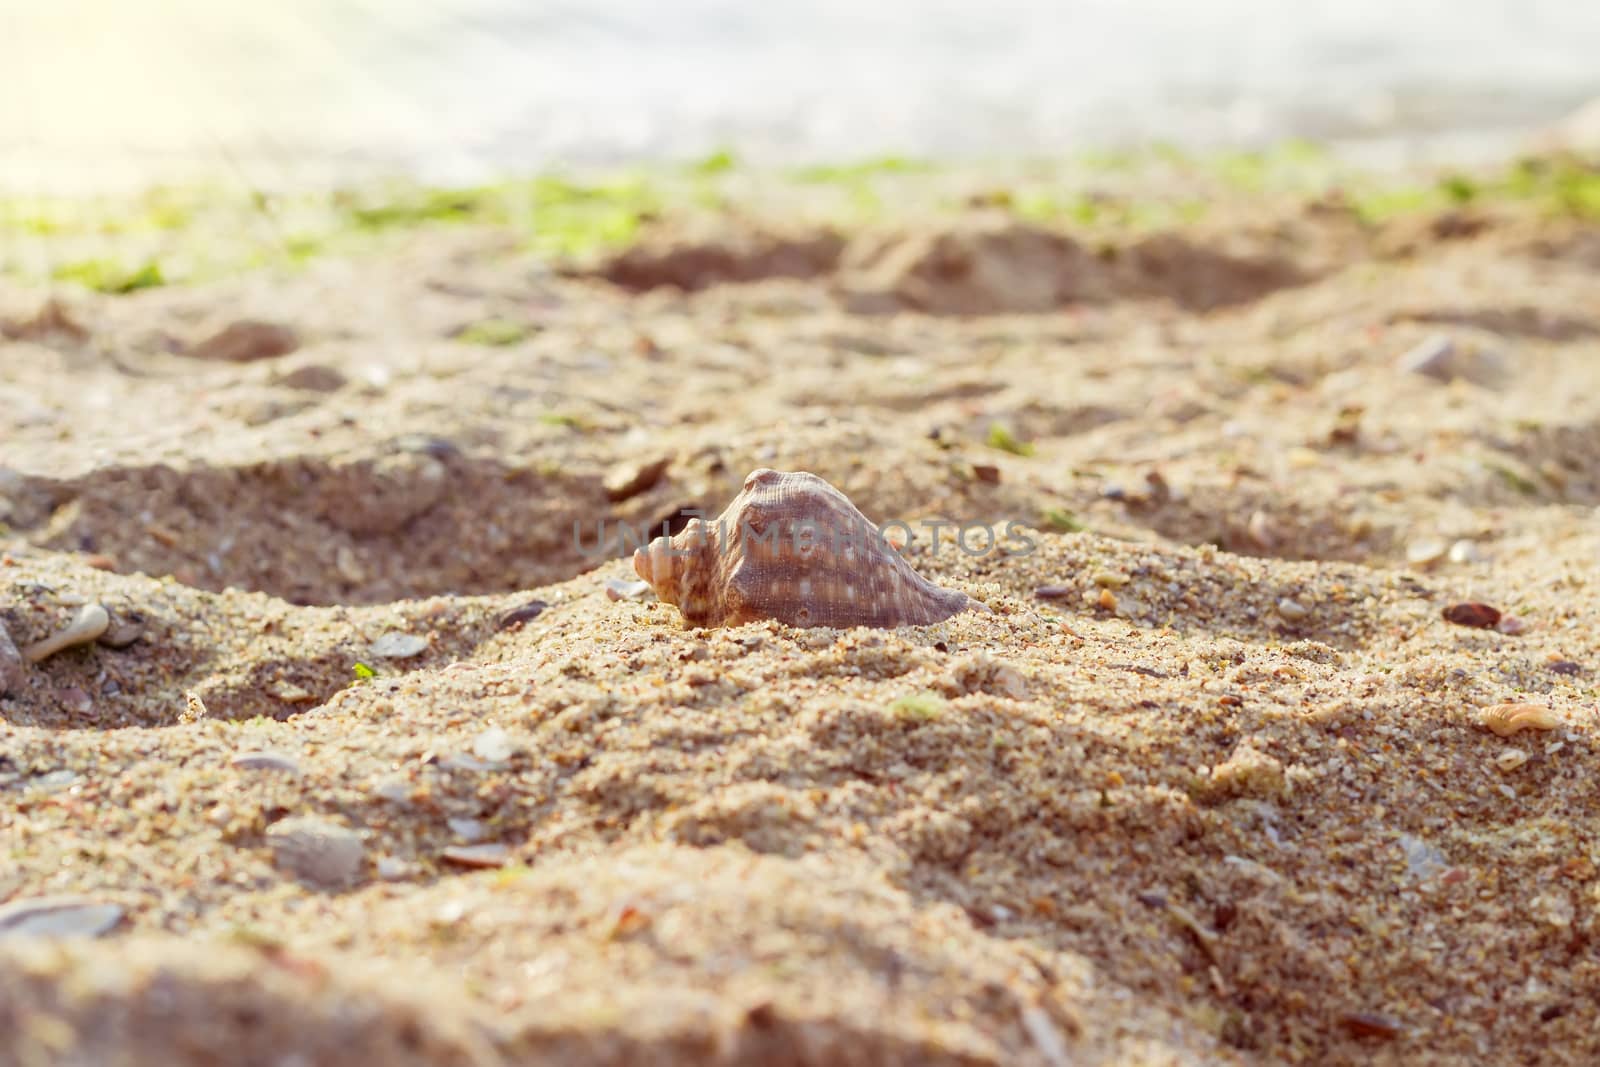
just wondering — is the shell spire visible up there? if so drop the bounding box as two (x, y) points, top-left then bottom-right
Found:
(632, 468), (985, 629)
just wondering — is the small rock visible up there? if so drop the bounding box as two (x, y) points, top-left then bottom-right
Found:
(1495, 614), (1527, 636)
(1547, 660), (1583, 676)
(441, 843), (510, 869)
(1395, 333), (1507, 388)
(1447, 539), (1482, 564)
(266, 817), (365, 887)
(447, 817), (488, 843)
(497, 599), (548, 630)
(369, 632), (428, 660)
(96, 609), (145, 650)
(472, 727), (514, 763)
(188, 320), (299, 363)
(1405, 538), (1449, 568)
(268, 681), (316, 703)
(275, 364), (347, 392)
(971, 464), (1001, 485)
(1033, 585), (1074, 600)
(230, 750), (302, 775)
(1443, 602), (1501, 629)
(0, 621), (24, 697)
(604, 456), (672, 502)
(606, 578), (653, 602)
(1275, 597), (1310, 622)
(28, 769), (80, 793)
(1396, 334), (1458, 382)
(55, 687), (92, 714)
(376, 857), (414, 881)
(0, 896), (123, 939)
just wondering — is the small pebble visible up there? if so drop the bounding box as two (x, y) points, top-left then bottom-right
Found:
(1275, 597), (1310, 622)
(0, 896), (124, 939)
(971, 464), (1001, 485)
(441, 843), (510, 869)
(1447, 539), (1482, 564)
(55, 687), (92, 714)
(96, 609), (145, 650)
(604, 456), (673, 502)
(1033, 585), (1074, 600)
(447, 817), (488, 843)
(266, 817), (365, 887)
(497, 599), (548, 629)
(1495, 615), (1527, 636)
(268, 681), (316, 703)
(1396, 334), (1457, 382)
(1494, 748), (1530, 773)
(0, 621), (24, 697)
(1547, 660), (1583, 676)
(369, 632), (428, 660)
(376, 857), (414, 881)
(1405, 539), (1448, 568)
(1442, 602), (1501, 629)
(472, 727), (514, 763)
(230, 750), (303, 775)
(188, 319), (299, 363)
(606, 578), (653, 602)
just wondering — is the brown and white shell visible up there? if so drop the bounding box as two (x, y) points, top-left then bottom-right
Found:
(633, 468), (985, 629)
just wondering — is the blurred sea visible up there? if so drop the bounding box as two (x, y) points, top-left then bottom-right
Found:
(3, 0), (1600, 191)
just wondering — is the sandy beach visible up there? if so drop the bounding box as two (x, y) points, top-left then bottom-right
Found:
(2, 151), (1599, 1065)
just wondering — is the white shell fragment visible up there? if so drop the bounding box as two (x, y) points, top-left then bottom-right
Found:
(22, 603), (110, 663)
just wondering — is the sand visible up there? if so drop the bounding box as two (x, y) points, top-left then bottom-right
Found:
(1, 156), (1599, 1066)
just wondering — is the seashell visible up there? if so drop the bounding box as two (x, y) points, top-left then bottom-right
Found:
(1478, 702), (1564, 737)
(633, 468), (985, 629)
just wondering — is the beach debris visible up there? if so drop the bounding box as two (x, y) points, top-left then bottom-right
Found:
(441, 843), (510, 869)
(604, 455), (672, 502)
(1442, 601), (1501, 629)
(187, 319), (299, 362)
(497, 599), (548, 629)
(1494, 614), (1527, 636)
(21, 603), (110, 663)
(0, 621), (24, 697)
(230, 750), (303, 775)
(369, 632), (428, 660)
(1478, 702), (1564, 737)
(266, 817), (365, 887)
(96, 608), (145, 650)
(0, 896), (123, 939)
(633, 468), (985, 628)
(605, 578), (653, 602)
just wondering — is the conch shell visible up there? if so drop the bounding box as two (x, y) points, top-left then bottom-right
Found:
(633, 468), (985, 628)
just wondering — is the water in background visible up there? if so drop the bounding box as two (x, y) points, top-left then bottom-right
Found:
(4, 0), (1600, 191)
